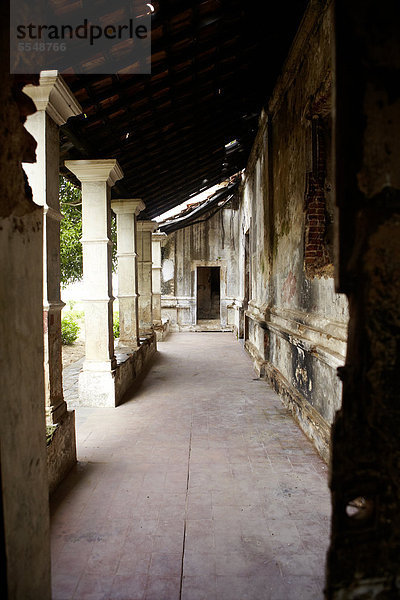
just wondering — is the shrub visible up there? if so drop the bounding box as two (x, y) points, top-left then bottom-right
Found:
(113, 312), (120, 339)
(61, 314), (80, 345)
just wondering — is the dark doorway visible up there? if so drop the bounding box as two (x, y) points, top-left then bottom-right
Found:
(197, 267), (221, 321)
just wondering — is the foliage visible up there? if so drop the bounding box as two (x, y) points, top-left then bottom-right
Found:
(59, 176), (118, 287)
(61, 313), (80, 345)
(60, 177), (83, 286)
(113, 312), (120, 339)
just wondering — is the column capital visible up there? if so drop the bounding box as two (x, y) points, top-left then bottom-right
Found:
(24, 70), (82, 125)
(65, 159), (124, 187)
(137, 220), (158, 233)
(152, 232), (167, 242)
(111, 199), (146, 216)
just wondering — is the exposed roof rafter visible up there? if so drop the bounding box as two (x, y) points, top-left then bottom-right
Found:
(60, 0), (308, 219)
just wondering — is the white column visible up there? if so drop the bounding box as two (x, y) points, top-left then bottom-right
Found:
(111, 199), (145, 349)
(65, 159), (123, 407)
(137, 221), (158, 333)
(23, 71), (81, 424)
(152, 232), (167, 325)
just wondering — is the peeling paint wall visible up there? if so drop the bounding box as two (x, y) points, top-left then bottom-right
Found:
(240, 1), (348, 461)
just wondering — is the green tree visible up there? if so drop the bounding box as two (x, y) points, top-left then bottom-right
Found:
(60, 177), (82, 286)
(59, 176), (117, 287)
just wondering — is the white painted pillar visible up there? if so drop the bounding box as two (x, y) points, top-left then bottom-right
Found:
(65, 159), (123, 407)
(23, 71), (81, 425)
(137, 221), (158, 333)
(152, 232), (167, 325)
(111, 199), (145, 348)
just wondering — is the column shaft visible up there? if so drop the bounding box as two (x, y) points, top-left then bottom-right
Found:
(137, 221), (158, 333)
(152, 233), (166, 325)
(24, 72), (81, 424)
(65, 160), (123, 407)
(112, 199), (145, 348)
(82, 181), (115, 367)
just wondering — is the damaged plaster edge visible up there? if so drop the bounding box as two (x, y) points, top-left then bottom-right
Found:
(244, 339), (330, 463)
(248, 303), (347, 346)
(245, 306), (346, 368)
(265, 361), (330, 464)
(266, 322), (345, 370)
(246, 301), (348, 341)
(268, 305), (348, 341)
(265, 363), (330, 463)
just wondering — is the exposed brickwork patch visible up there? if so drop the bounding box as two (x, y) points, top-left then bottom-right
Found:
(304, 118), (333, 278)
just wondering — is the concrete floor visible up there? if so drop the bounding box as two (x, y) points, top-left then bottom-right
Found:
(52, 332), (330, 600)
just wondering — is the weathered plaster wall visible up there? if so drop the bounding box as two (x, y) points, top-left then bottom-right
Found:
(0, 51), (51, 599)
(161, 206), (240, 330)
(239, 0), (348, 461)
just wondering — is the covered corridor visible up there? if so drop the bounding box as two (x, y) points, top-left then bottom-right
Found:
(51, 333), (329, 600)
(3, 2), (400, 598)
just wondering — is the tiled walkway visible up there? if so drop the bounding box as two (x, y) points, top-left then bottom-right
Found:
(52, 332), (330, 600)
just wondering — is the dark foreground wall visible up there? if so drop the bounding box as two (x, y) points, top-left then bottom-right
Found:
(327, 1), (400, 597)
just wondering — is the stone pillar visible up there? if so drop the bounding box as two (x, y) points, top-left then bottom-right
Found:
(65, 159), (123, 407)
(137, 220), (158, 333)
(23, 71), (81, 425)
(111, 199), (145, 349)
(152, 232), (167, 325)
(1, 72), (51, 598)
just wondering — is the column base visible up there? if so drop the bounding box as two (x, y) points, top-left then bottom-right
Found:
(79, 369), (117, 407)
(76, 333), (157, 407)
